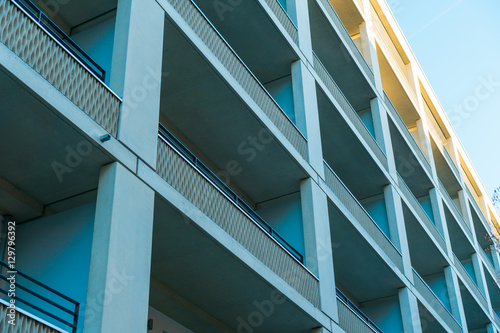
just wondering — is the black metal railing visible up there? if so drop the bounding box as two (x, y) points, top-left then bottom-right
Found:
(11, 0), (106, 81)
(0, 260), (79, 332)
(336, 287), (383, 333)
(158, 123), (304, 263)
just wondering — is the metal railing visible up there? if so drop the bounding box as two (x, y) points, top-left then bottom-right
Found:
(0, 0), (121, 137)
(323, 162), (403, 272)
(313, 53), (388, 171)
(11, 0), (105, 81)
(315, 0), (374, 85)
(383, 92), (432, 177)
(158, 124), (303, 263)
(336, 288), (382, 333)
(412, 269), (462, 332)
(165, 0), (307, 160)
(156, 125), (320, 306)
(0, 260), (79, 333)
(396, 174), (447, 252)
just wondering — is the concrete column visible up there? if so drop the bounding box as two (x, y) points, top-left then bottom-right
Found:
(285, 0), (313, 62)
(110, 0), (165, 168)
(370, 97), (397, 178)
(358, 1), (383, 93)
(429, 188), (453, 256)
(301, 178), (338, 322)
(458, 189), (476, 239)
(415, 119), (438, 180)
(84, 162), (155, 333)
(398, 287), (422, 333)
(291, 60), (324, 177)
(472, 252), (492, 310)
(384, 185), (413, 279)
(487, 323), (496, 333)
(444, 266), (468, 332)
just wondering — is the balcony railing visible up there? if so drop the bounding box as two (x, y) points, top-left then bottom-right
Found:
(396, 174), (447, 252)
(315, 0), (375, 85)
(263, 0), (298, 43)
(0, 260), (78, 333)
(0, 0), (121, 137)
(412, 269), (462, 332)
(336, 288), (382, 333)
(323, 162), (403, 272)
(156, 124), (319, 307)
(452, 254), (488, 310)
(313, 53), (388, 171)
(165, 0), (307, 160)
(383, 92), (432, 177)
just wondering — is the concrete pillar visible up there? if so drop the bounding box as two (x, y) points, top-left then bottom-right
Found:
(285, 0), (313, 62)
(384, 185), (413, 279)
(291, 60), (324, 177)
(444, 266), (468, 331)
(83, 162), (155, 333)
(301, 178), (338, 322)
(472, 252), (492, 310)
(487, 323), (496, 333)
(458, 189), (476, 239)
(415, 119), (438, 180)
(398, 287), (422, 333)
(370, 97), (398, 178)
(429, 188), (453, 256)
(110, 0), (164, 168)
(358, 1), (383, 93)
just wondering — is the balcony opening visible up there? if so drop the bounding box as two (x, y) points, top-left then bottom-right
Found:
(457, 278), (490, 331)
(359, 193), (391, 242)
(416, 300), (448, 333)
(309, 0), (376, 111)
(357, 107), (376, 139)
(416, 195), (435, 225)
(359, 295), (404, 333)
(27, 0), (117, 83)
(264, 75), (296, 123)
(444, 205), (475, 263)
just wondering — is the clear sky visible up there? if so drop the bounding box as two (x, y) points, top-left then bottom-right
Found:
(386, 0), (500, 204)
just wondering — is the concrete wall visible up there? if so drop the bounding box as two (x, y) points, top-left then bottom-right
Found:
(362, 299), (404, 333)
(256, 193), (305, 258)
(418, 196), (435, 223)
(359, 109), (376, 138)
(15, 202), (96, 332)
(71, 16), (116, 85)
(264, 75), (295, 124)
(424, 273), (451, 311)
(462, 259), (478, 284)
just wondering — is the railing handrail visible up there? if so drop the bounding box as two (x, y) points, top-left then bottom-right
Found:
(336, 288), (383, 333)
(158, 124), (304, 264)
(0, 260), (79, 332)
(11, 0), (105, 81)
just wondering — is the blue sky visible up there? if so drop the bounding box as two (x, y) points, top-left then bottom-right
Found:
(386, 0), (500, 202)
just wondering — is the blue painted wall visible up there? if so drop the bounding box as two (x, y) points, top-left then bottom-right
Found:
(257, 194), (305, 258)
(358, 109), (376, 139)
(264, 75), (295, 124)
(71, 17), (116, 85)
(15, 202), (95, 332)
(362, 299), (404, 333)
(424, 274), (451, 311)
(362, 196), (391, 240)
(418, 196), (435, 224)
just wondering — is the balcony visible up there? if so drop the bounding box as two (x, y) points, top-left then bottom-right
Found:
(0, 260), (79, 333)
(412, 269), (462, 332)
(0, 0), (120, 137)
(336, 288), (382, 333)
(150, 126), (323, 331)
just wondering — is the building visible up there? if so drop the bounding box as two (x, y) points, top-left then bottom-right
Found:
(1, 0), (500, 332)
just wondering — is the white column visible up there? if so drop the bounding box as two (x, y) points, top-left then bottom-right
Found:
(285, 0), (313, 62)
(370, 97), (398, 178)
(429, 188), (453, 256)
(110, 0), (164, 168)
(472, 252), (492, 311)
(301, 178), (338, 322)
(444, 266), (468, 332)
(458, 189), (476, 238)
(399, 287), (422, 333)
(415, 119), (438, 180)
(83, 162), (155, 333)
(291, 60), (324, 177)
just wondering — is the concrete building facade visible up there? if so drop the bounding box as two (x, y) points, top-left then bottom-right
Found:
(1, 0), (500, 332)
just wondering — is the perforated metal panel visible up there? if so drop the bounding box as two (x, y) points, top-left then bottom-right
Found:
(0, 302), (61, 333)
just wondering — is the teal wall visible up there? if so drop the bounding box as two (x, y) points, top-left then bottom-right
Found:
(16, 202), (95, 332)
(362, 196), (391, 240)
(358, 109), (376, 139)
(418, 196), (435, 223)
(72, 16), (116, 85)
(424, 274), (451, 311)
(462, 259), (477, 284)
(362, 299), (404, 333)
(257, 193), (305, 258)
(264, 75), (295, 124)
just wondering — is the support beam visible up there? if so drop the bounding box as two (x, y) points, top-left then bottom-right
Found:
(399, 287), (423, 333)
